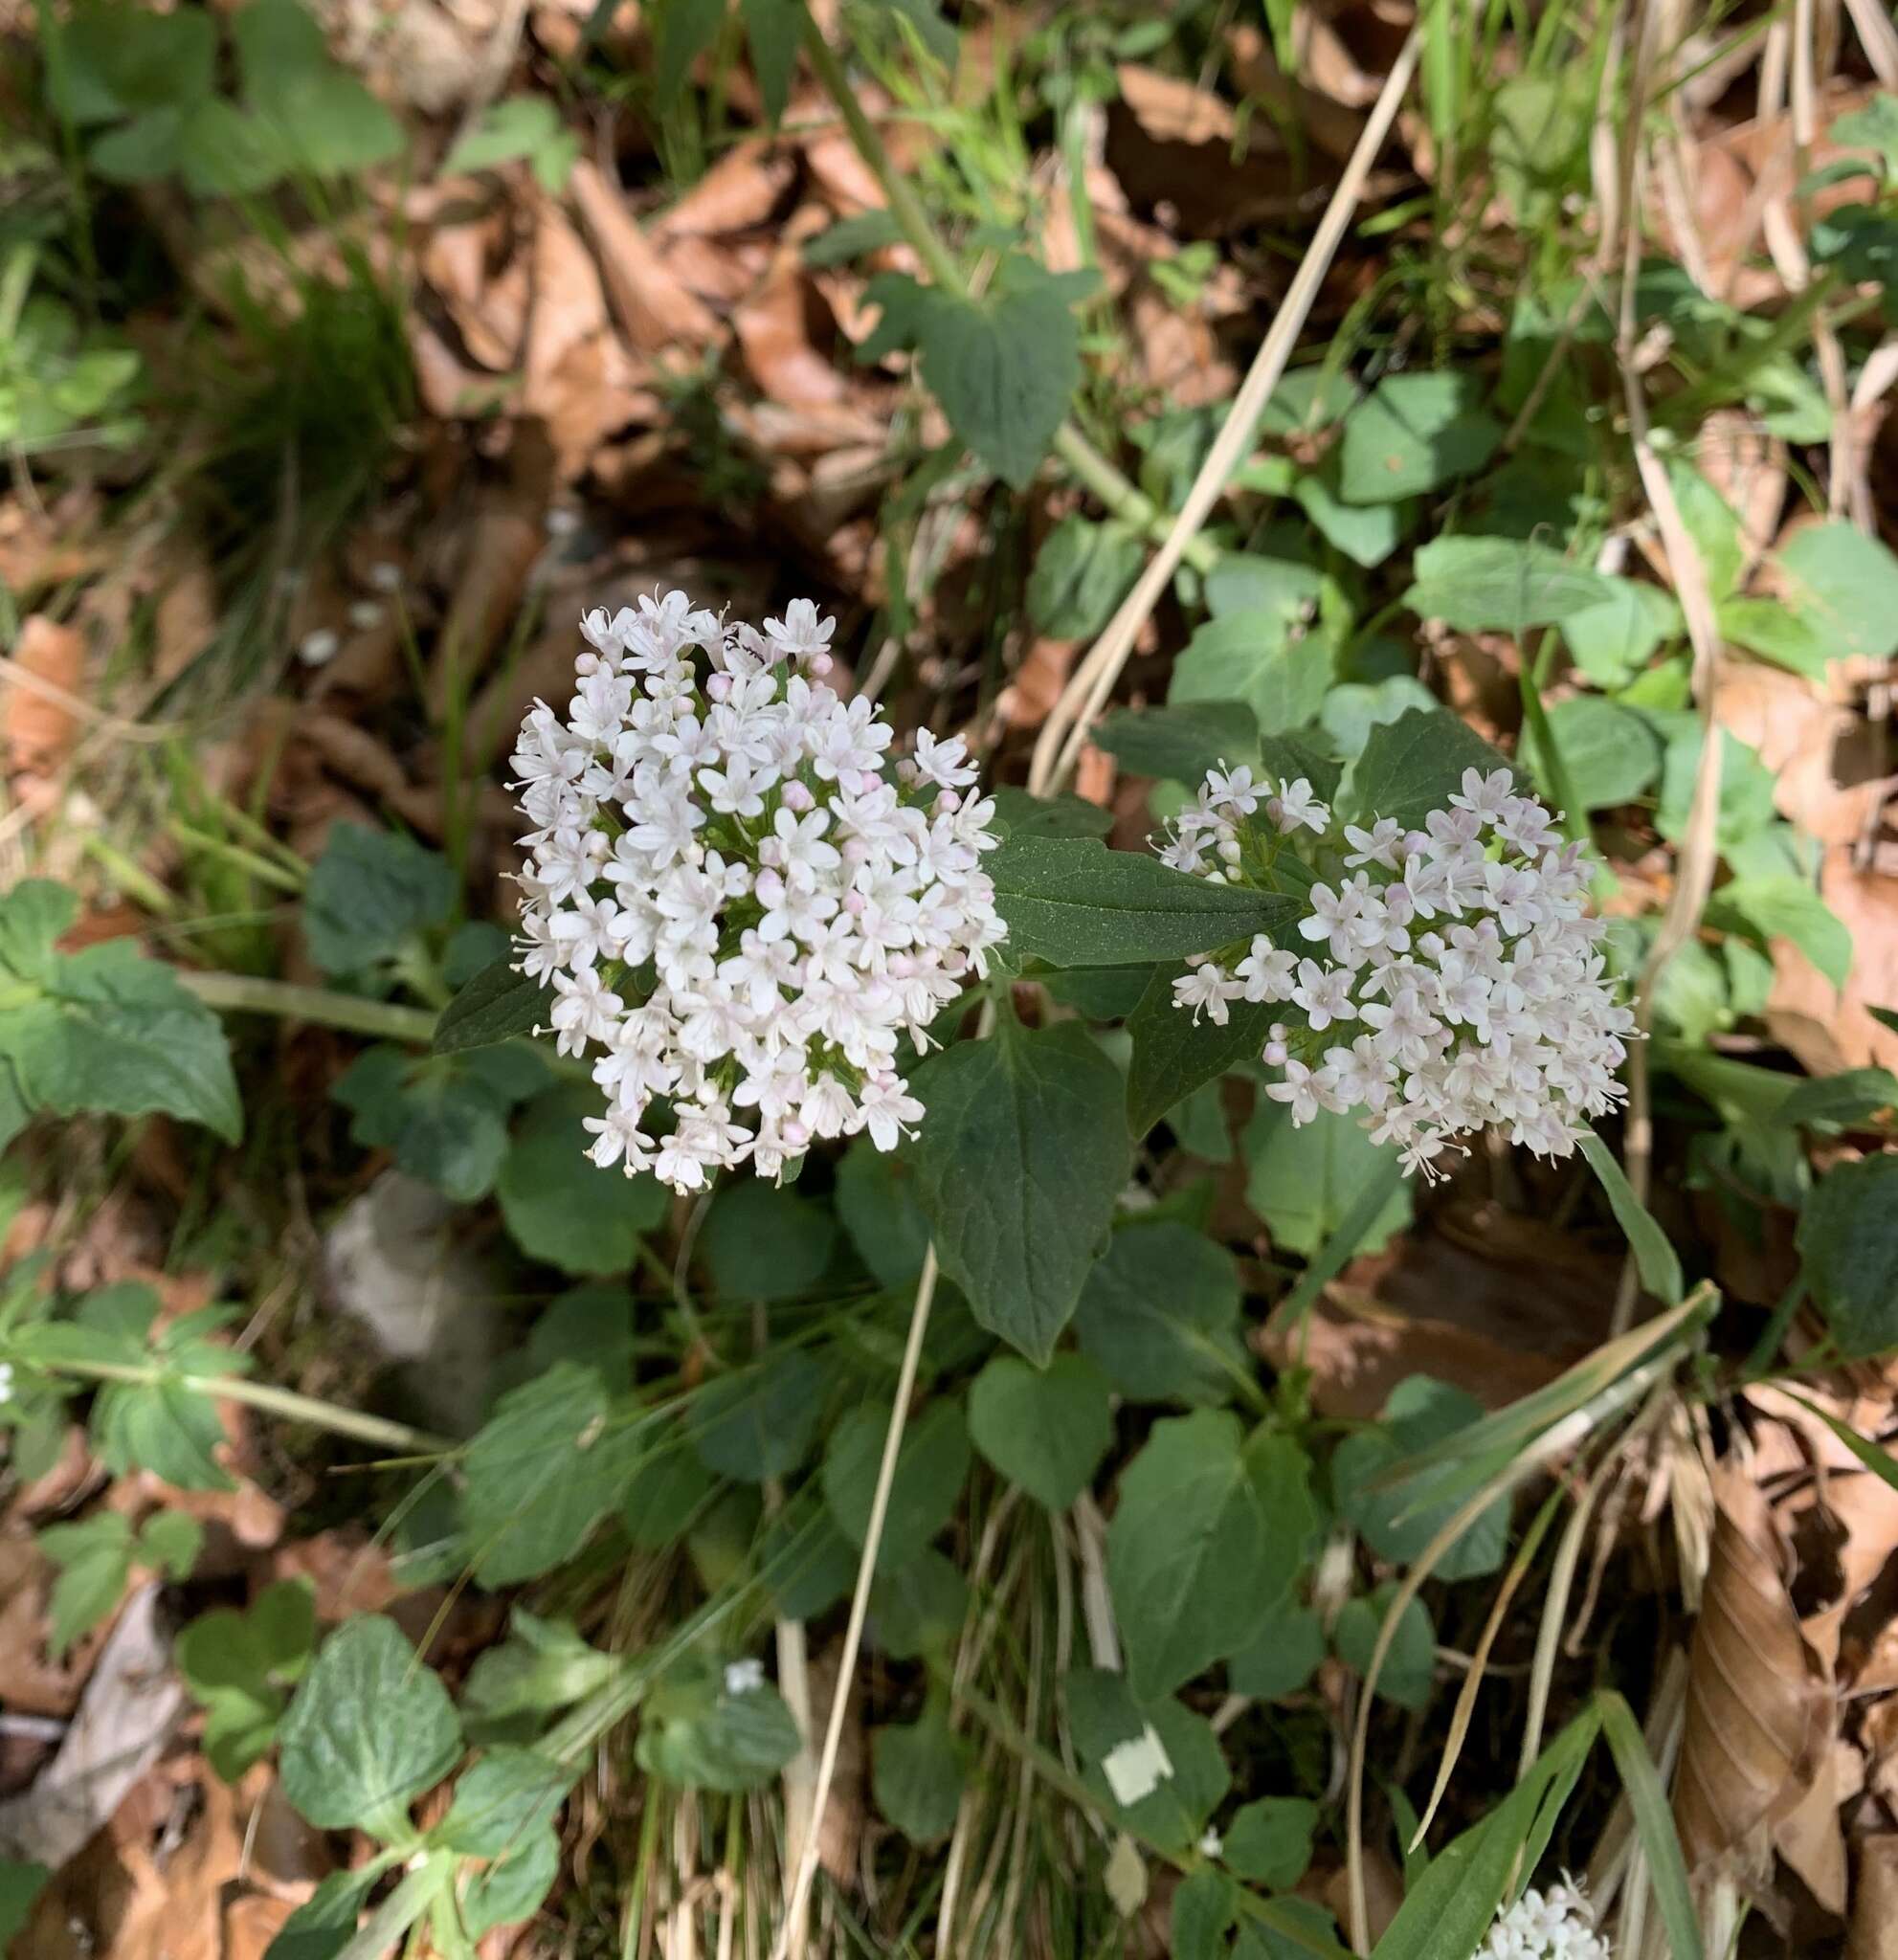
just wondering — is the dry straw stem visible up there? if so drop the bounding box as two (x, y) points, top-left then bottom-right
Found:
(1026, 24), (1425, 799)
(1608, 4), (1725, 1337)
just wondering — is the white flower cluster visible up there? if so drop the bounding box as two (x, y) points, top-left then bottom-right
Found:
(509, 591), (1006, 1193)
(1158, 763), (1634, 1177)
(1480, 1882), (1611, 1960)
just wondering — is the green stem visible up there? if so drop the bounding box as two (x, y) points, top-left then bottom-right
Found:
(32, 1354), (449, 1456)
(167, 819), (306, 895)
(181, 969), (437, 1045)
(800, 21), (1217, 571)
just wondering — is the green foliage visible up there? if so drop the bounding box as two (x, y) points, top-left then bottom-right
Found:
(462, 1610), (616, 1729)
(967, 1352), (1113, 1510)
(1343, 708), (1509, 835)
(1095, 701), (1261, 786)
(38, 1508), (202, 1656)
(860, 260), (1096, 489)
(442, 96), (577, 191)
(1226, 1595), (1327, 1700)
(1401, 536), (1615, 635)
(636, 1653), (802, 1792)
(278, 1615), (463, 1838)
(302, 824), (456, 979)
(0, 880), (240, 1149)
(1065, 1668), (1230, 1853)
(0, 246), (141, 456)
(1223, 1796), (1319, 1889)
(1028, 515), (1147, 638)
(1244, 1102), (1411, 1258)
(1798, 1153), (1898, 1356)
(1072, 1221), (1246, 1406)
(871, 1548), (969, 1659)
(834, 1138), (932, 1286)
(1523, 697), (1664, 810)
(497, 1085), (669, 1274)
(688, 1348), (828, 1481)
(1703, 877), (1852, 991)
(332, 1043), (545, 1202)
(822, 1398), (969, 1572)
(1337, 374), (1501, 502)
(176, 1581), (317, 1780)
(1578, 1133), (1685, 1307)
(52, 0), (401, 197)
(1107, 1412), (1314, 1701)
(460, 1364), (641, 1585)
(873, 1693), (966, 1842)
(1170, 612), (1330, 733)
(433, 954), (545, 1055)
(700, 1181), (837, 1300)
(1333, 1584), (1436, 1709)
(987, 834), (1301, 969)
(906, 1020), (1128, 1360)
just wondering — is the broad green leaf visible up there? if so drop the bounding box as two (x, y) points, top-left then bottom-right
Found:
(38, 1513), (135, 1656)
(277, 1615), (463, 1838)
(986, 835), (1302, 970)
(1333, 1585), (1435, 1709)
(1489, 70), (1591, 225)
(1244, 1102), (1411, 1258)
(435, 1747), (571, 1856)
(230, 0), (328, 89)
(762, 1502), (857, 1619)
(1331, 1377), (1508, 1580)
(873, 1694), (965, 1843)
(1771, 521), (1898, 663)
(1294, 458), (1410, 568)
(458, 1825), (559, 1936)
(1073, 1221), (1247, 1406)
(1833, 94), (1898, 171)
(90, 106), (188, 182)
(0, 880), (77, 982)
(1402, 536), (1615, 634)
(497, 1085), (668, 1275)
(442, 96), (562, 174)
(1704, 876), (1851, 991)
(688, 1348), (827, 1481)
(967, 1352), (1112, 1510)
(1717, 595), (1833, 678)
(1577, 1132), (1684, 1307)
(1798, 1153), (1898, 1356)
(1337, 374), (1501, 503)
(1064, 1667), (1230, 1854)
(1108, 1412), (1309, 1700)
(1174, 1868), (1239, 1959)
(821, 1398), (969, 1573)
(58, 3), (216, 121)
(1775, 1067), (1898, 1130)
(433, 954), (544, 1054)
(700, 1181), (836, 1301)
(461, 1363), (640, 1584)
(1650, 719), (1778, 849)
(1223, 1796), (1319, 1889)
(137, 1509), (203, 1578)
(621, 1436), (715, 1547)
(1225, 1595), (1326, 1700)
(870, 1547), (970, 1659)
(1170, 611), (1330, 735)
(1523, 696), (1664, 810)
(1203, 544), (1325, 625)
(265, 1867), (379, 1960)
(1344, 707), (1510, 835)
(834, 1138), (931, 1286)
(1319, 677), (1437, 763)
(176, 1579), (316, 1781)
(332, 1048), (512, 1202)
(861, 268), (1084, 490)
(1562, 578), (1682, 686)
(1095, 702), (1260, 785)
(1126, 967), (1281, 1139)
(462, 1610), (616, 1727)
(637, 1655), (802, 1792)
(906, 1022), (1128, 1361)
(87, 1300), (243, 1491)
(1234, 1900), (1346, 1960)
(302, 823), (455, 977)
(1027, 515), (1146, 638)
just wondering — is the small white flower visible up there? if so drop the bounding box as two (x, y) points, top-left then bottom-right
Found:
(1174, 962), (1239, 1026)
(297, 627), (340, 667)
(1270, 776), (1329, 835)
(0, 1362), (13, 1405)
(725, 1659), (766, 1697)
(1102, 1724), (1173, 1806)
(1197, 1827), (1223, 1860)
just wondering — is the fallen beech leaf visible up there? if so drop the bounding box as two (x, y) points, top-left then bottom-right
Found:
(1116, 63), (1236, 146)
(1712, 666), (1874, 846)
(1850, 1835), (1898, 1960)
(569, 160), (722, 355)
(524, 200), (651, 474)
(654, 140), (794, 237)
(6, 614), (84, 776)
(1675, 1474), (1830, 1884)
(1765, 850), (1898, 1078)
(733, 257), (851, 408)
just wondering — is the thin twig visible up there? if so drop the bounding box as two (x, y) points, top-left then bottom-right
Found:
(1027, 24), (1424, 799)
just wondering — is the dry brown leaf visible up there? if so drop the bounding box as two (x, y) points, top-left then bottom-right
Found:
(0, 489), (103, 592)
(568, 160), (723, 356)
(6, 613), (84, 776)
(1675, 1473), (1831, 1885)
(654, 141), (794, 238)
(1712, 666), (1877, 846)
(1116, 64), (1236, 146)
(663, 231), (768, 306)
(998, 637), (1078, 731)
(733, 257), (851, 408)
(1765, 849), (1898, 1078)
(1227, 23), (1369, 164)
(423, 215), (529, 372)
(1850, 1835), (1898, 1959)
(150, 540), (219, 687)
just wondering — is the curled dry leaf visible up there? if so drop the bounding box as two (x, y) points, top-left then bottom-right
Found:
(568, 160), (723, 357)
(1115, 63), (1237, 147)
(653, 141), (795, 239)
(6, 613), (84, 777)
(733, 257), (852, 409)
(1675, 1471), (1831, 1888)
(1712, 665), (1879, 846)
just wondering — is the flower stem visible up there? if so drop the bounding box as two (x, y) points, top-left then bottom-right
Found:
(181, 969), (438, 1045)
(799, 21), (1217, 572)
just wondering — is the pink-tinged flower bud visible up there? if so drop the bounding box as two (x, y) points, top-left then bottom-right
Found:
(707, 672), (732, 702)
(1262, 1038), (1289, 1066)
(782, 1120), (810, 1147)
(782, 780), (815, 813)
(937, 791), (961, 813)
(843, 837), (872, 866)
(845, 889), (867, 915)
(809, 653), (833, 677)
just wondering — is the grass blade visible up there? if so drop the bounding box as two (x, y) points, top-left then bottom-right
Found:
(1596, 1689), (1704, 1960)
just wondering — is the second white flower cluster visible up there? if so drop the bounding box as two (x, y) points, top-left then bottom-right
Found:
(510, 591), (1007, 1193)
(1160, 762), (1635, 1176)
